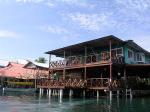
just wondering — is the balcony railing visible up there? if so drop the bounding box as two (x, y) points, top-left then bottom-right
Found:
(37, 78), (110, 89)
(38, 78), (87, 88)
(87, 78), (109, 89)
(49, 54), (125, 69)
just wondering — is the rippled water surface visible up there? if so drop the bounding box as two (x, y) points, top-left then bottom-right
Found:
(0, 92), (149, 112)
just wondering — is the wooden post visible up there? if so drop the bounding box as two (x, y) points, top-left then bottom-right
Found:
(109, 41), (112, 83)
(84, 46), (87, 80)
(97, 90), (99, 99)
(34, 69), (37, 89)
(48, 89), (51, 98)
(63, 51), (66, 79)
(59, 89), (63, 99)
(124, 66), (127, 88)
(69, 89), (73, 98)
(49, 54), (51, 78)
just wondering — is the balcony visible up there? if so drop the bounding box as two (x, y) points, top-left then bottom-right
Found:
(49, 54), (125, 69)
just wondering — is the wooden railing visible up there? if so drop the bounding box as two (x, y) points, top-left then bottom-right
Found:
(109, 79), (126, 89)
(49, 60), (66, 68)
(50, 54), (110, 69)
(49, 54), (125, 69)
(86, 78), (109, 88)
(37, 78), (126, 90)
(38, 78), (87, 88)
(38, 78), (111, 89)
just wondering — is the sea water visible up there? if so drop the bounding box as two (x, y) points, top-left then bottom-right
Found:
(0, 92), (149, 112)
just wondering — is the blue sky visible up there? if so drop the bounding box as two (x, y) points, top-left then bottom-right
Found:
(0, 0), (150, 61)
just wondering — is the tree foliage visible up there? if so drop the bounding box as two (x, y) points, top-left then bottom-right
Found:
(35, 57), (47, 63)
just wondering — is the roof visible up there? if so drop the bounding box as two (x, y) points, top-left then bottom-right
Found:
(125, 40), (150, 55)
(46, 35), (150, 57)
(46, 35), (124, 57)
(24, 61), (49, 69)
(0, 62), (35, 79)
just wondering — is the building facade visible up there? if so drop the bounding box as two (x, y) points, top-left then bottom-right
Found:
(38, 35), (150, 97)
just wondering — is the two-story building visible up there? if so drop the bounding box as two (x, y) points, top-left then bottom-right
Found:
(38, 35), (150, 97)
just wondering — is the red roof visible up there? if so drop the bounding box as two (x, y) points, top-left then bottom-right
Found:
(0, 62), (35, 79)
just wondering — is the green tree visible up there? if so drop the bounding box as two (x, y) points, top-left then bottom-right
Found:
(35, 57), (47, 63)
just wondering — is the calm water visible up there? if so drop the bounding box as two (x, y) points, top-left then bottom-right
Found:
(0, 92), (149, 112)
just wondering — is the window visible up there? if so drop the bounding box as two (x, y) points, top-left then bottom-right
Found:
(128, 50), (133, 58)
(136, 53), (144, 62)
(111, 48), (123, 58)
(116, 48), (123, 56)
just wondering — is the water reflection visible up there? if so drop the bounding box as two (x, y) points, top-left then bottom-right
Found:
(0, 92), (150, 112)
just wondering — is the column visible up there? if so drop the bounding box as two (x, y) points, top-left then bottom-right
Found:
(69, 89), (73, 98)
(109, 40), (112, 84)
(48, 89), (51, 98)
(109, 91), (112, 101)
(97, 90), (99, 99)
(83, 90), (86, 97)
(84, 46), (87, 80)
(63, 51), (66, 79)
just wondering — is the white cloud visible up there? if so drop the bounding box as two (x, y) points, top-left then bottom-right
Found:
(15, 0), (55, 7)
(0, 30), (19, 38)
(66, 12), (116, 32)
(40, 25), (69, 34)
(115, 0), (150, 21)
(116, 0), (150, 11)
(61, 0), (95, 8)
(16, 0), (44, 3)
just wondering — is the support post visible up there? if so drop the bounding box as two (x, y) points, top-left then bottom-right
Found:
(48, 89), (51, 98)
(69, 89), (73, 98)
(109, 41), (112, 84)
(130, 89), (132, 99)
(83, 90), (86, 97)
(48, 54), (51, 78)
(63, 51), (66, 80)
(84, 46), (87, 80)
(2, 87), (5, 94)
(34, 70), (36, 90)
(109, 91), (112, 101)
(124, 67), (127, 88)
(59, 89), (63, 100)
(97, 90), (99, 99)
(39, 88), (43, 96)
(117, 90), (119, 98)
(47, 89), (49, 96)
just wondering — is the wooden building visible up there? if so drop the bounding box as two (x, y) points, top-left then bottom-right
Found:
(38, 35), (150, 97)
